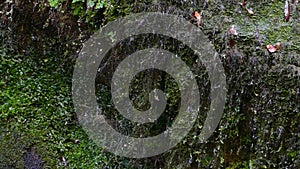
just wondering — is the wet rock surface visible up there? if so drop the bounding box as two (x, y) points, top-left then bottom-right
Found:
(24, 147), (43, 169)
(0, 0), (299, 168)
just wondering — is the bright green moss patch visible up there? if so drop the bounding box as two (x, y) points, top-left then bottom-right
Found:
(0, 49), (146, 168)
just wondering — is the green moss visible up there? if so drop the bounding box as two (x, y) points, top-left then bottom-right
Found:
(1, 0), (299, 168)
(233, 0), (300, 49)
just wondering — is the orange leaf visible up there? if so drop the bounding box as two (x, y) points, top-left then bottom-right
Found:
(266, 45), (277, 53)
(193, 11), (202, 26)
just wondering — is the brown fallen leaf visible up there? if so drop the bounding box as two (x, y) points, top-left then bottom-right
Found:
(229, 39), (236, 47)
(229, 25), (238, 35)
(247, 8), (254, 15)
(285, 0), (290, 22)
(240, 1), (247, 7)
(266, 43), (282, 53)
(275, 42), (283, 50)
(240, 1), (254, 14)
(293, 0), (298, 6)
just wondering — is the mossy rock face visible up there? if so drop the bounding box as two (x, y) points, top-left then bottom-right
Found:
(1, 0), (300, 168)
(0, 133), (25, 168)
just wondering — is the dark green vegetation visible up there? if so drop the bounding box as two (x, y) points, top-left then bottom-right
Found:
(1, 0), (299, 168)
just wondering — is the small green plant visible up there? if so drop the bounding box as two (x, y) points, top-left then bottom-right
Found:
(47, 0), (111, 23)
